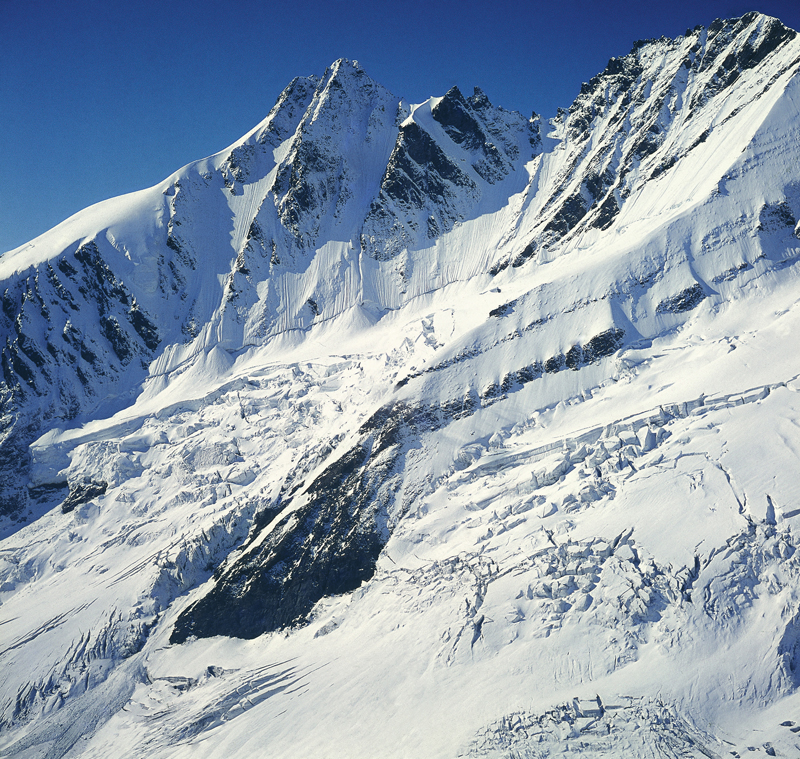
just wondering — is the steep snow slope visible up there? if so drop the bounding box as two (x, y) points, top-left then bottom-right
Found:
(2, 12), (800, 758)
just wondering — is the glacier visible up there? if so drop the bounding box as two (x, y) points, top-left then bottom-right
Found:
(1, 11), (800, 757)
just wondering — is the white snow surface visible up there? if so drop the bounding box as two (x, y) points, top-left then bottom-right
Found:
(2, 14), (800, 758)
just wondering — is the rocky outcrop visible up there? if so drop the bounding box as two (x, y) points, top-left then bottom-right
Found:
(0, 240), (162, 519)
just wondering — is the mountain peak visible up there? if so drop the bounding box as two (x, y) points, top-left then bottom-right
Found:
(330, 56), (364, 72)
(320, 57), (380, 90)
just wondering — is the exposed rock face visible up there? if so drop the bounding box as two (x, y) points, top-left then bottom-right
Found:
(0, 240), (161, 517)
(268, 60), (400, 251)
(362, 120), (479, 261)
(361, 85), (538, 260)
(172, 402), (411, 641)
(656, 284), (706, 314)
(61, 479), (108, 514)
(430, 85), (521, 184)
(522, 12), (799, 248)
(171, 389), (488, 640)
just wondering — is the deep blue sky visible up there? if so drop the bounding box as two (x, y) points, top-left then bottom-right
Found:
(3, 0), (800, 254)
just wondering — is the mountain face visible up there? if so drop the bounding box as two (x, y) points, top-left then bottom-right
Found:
(2, 11), (800, 757)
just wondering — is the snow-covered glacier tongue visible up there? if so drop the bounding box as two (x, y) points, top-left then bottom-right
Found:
(3, 12), (800, 758)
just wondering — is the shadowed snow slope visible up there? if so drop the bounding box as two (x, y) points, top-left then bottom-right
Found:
(2, 12), (800, 759)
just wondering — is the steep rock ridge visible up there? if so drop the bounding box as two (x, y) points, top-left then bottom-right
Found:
(2, 13), (800, 758)
(216, 60), (401, 339)
(687, 12), (797, 114)
(432, 85), (536, 184)
(268, 60), (400, 252)
(172, 399), (419, 641)
(360, 86), (539, 261)
(221, 74), (320, 192)
(492, 10), (799, 266)
(0, 238), (162, 518)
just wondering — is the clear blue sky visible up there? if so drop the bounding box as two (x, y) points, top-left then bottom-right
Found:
(2, 0), (800, 254)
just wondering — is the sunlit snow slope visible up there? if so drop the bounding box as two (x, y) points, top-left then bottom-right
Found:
(2, 12), (800, 758)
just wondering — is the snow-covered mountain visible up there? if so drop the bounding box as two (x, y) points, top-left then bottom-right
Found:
(2, 11), (800, 757)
